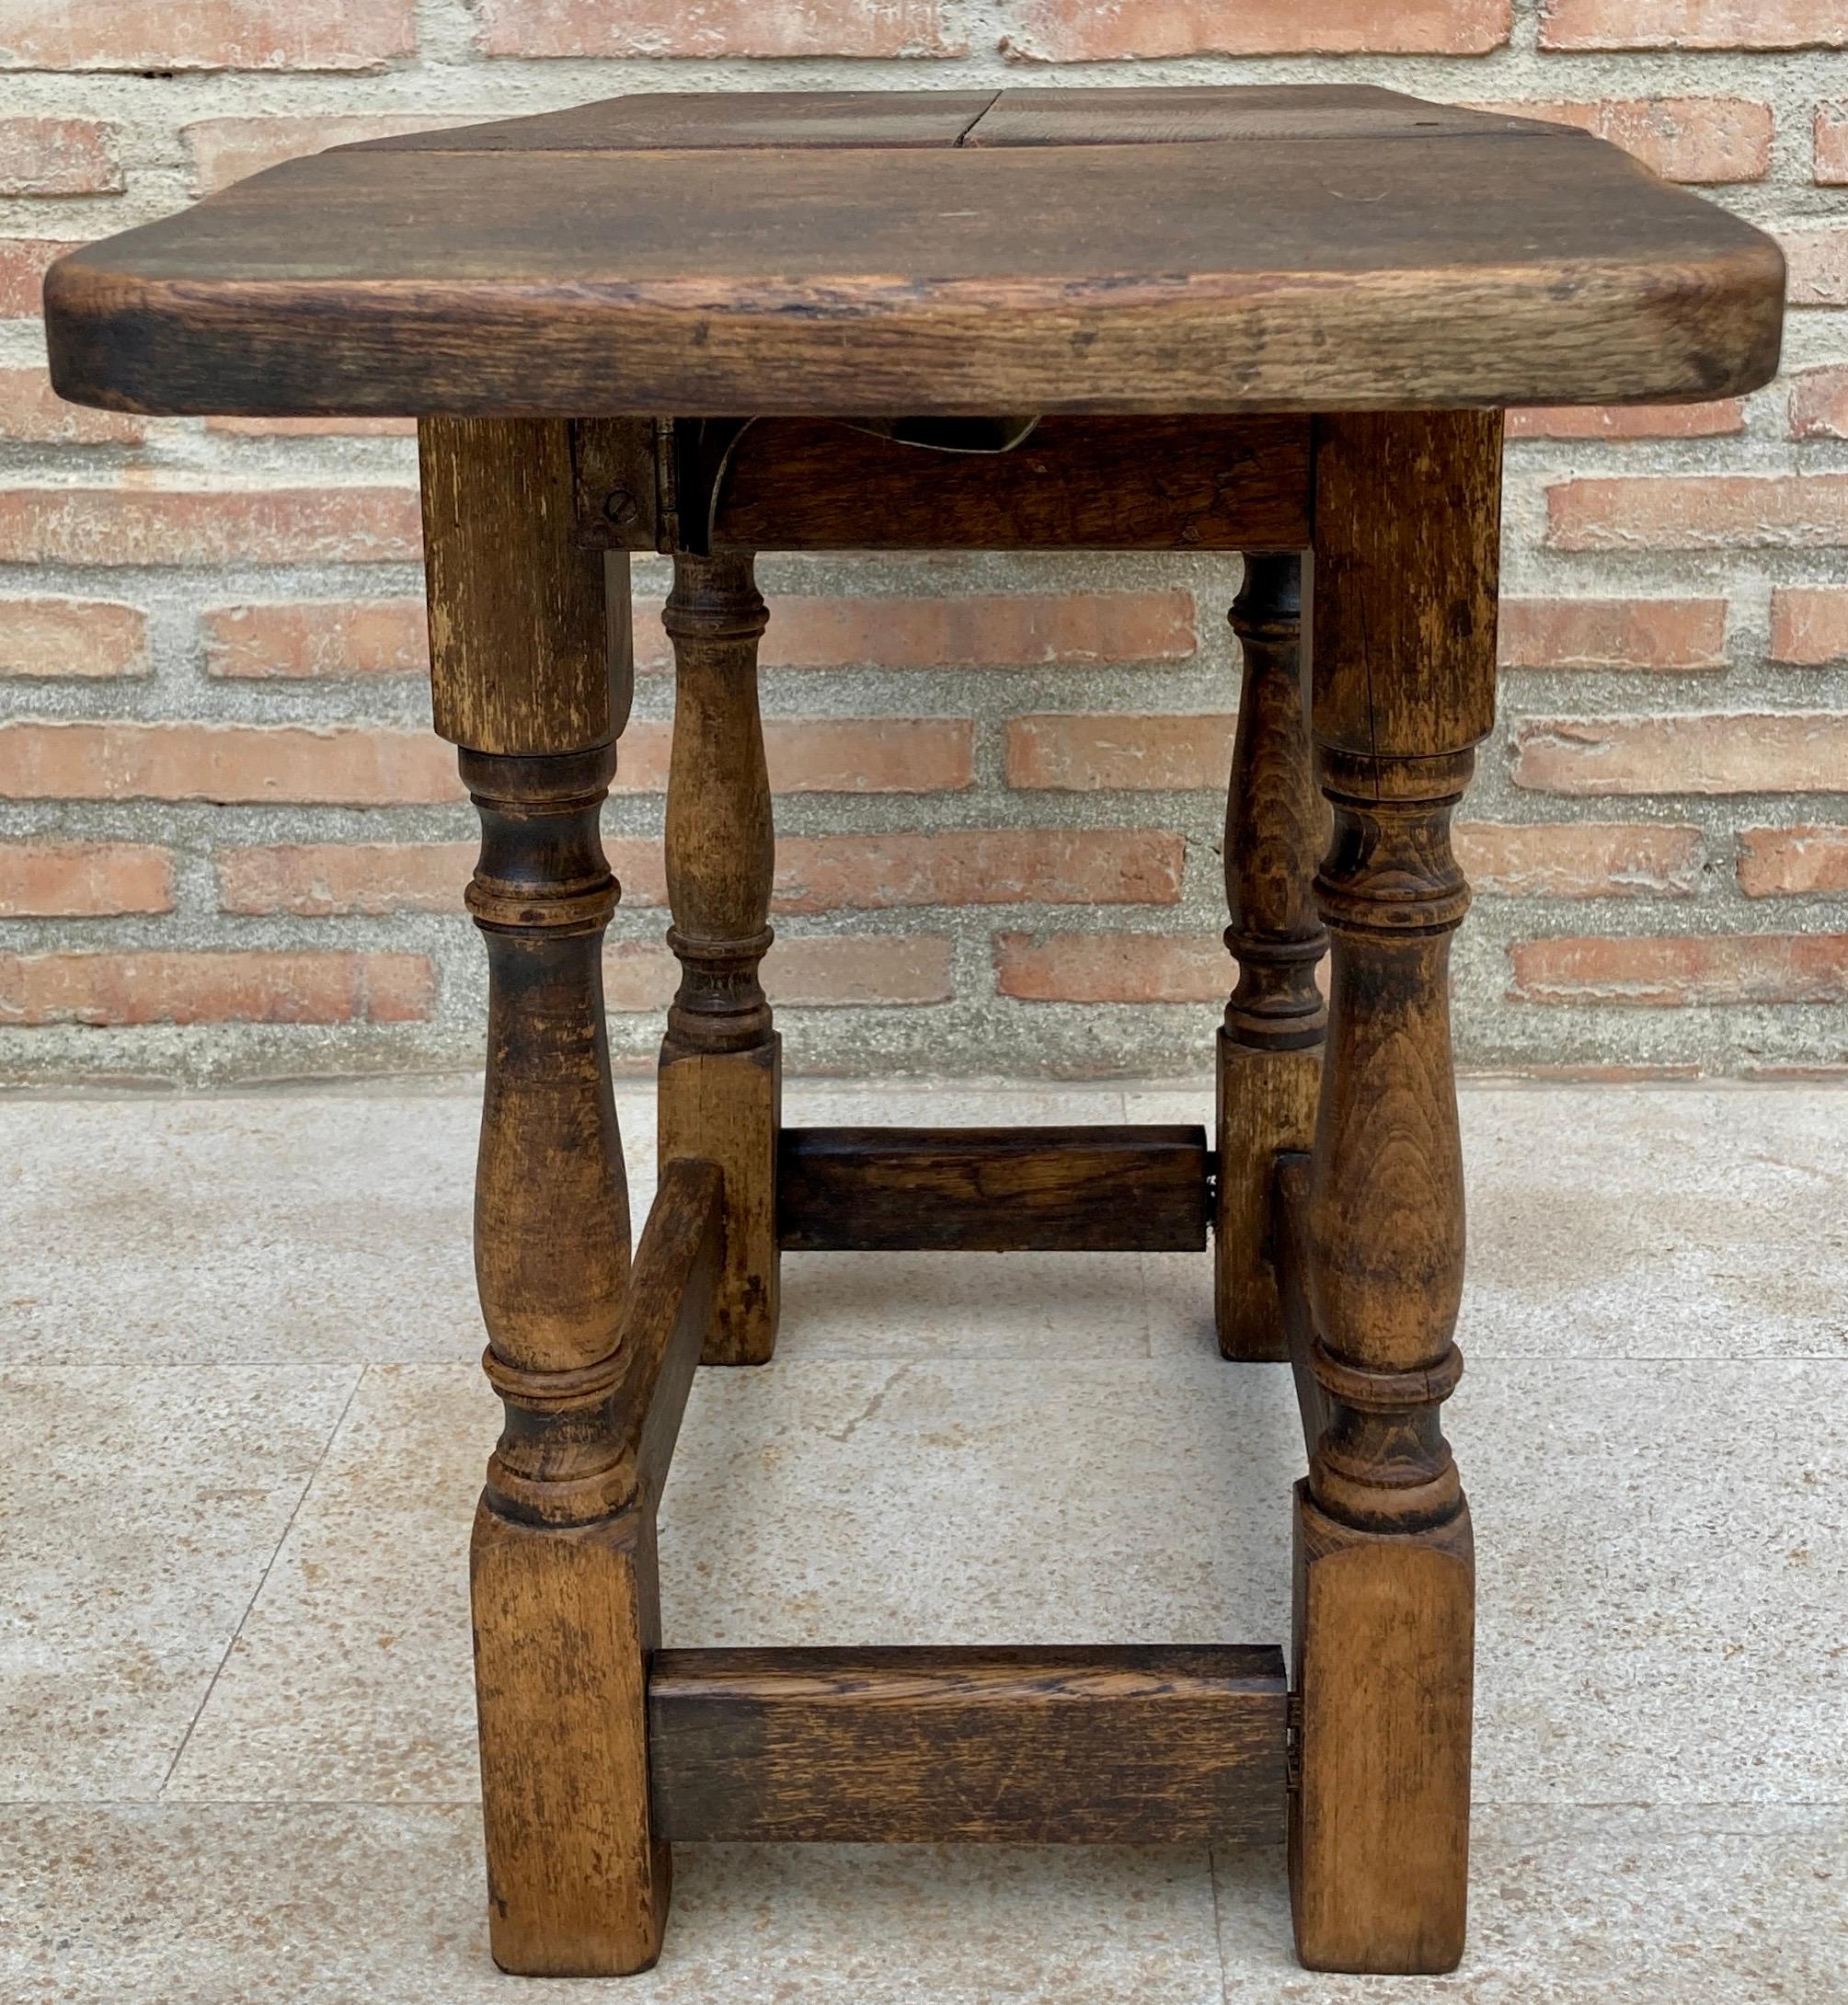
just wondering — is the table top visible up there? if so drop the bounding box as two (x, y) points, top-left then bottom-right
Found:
(44, 86), (1785, 421)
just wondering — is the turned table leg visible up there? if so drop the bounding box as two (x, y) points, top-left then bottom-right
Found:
(420, 418), (667, 1976)
(1217, 553), (1328, 1362)
(659, 552), (781, 1367)
(1289, 412), (1501, 1976)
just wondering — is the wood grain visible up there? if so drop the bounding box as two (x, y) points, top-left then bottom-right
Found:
(46, 98), (1784, 417)
(351, 89), (1001, 155)
(658, 553), (780, 1368)
(473, 1505), (667, 1976)
(567, 413), (1314, 557)
(1217, 555), (1327, 1363)
(649, 1645), (1288, 1844)
(704, 417), (1313, 554)
(611, 1158), (724, 1518)
(1291, 750), (1478, 1976)
(1288, 408), (1496, 1976)
(437, 419), (662, 1974)
(419, 418), (625, 755)
(462, 740), (651, 1975)
(1310, 412), (1503, 762)
(465, 746), (629, 1411)
(1270, 1151), (1331, 1462)
(965, 86), (1553, 149)
(777, 1125), (1211, 1253)
(1290, 1495), (1474, 1976)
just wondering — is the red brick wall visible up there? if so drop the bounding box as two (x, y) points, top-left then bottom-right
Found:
(1, 3), (1843, 1081)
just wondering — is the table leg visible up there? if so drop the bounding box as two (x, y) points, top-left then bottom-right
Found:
(659, 552), (781, 1367)
(420, 418), (667, 1975)
(1289, 412), (1501, 1975)
(1216, 553), (1327, 1361)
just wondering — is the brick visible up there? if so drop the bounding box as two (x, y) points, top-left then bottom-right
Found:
(1469, 98), (1771, 183)
(614, 719), (972, 796)
(0, 2), (417, 70)
(184, 116), (472, 195)
(0, 486), (422, 567)
(0, 951), (433, 1026)
(0, 238), (78, 318)
(1819, 103), (1848, 183)
(1006, 714), (1235, 791)
(993, 933), (1226, 1004)
(0, 117), (122, 195)
(480, 0), (954, 58)
(600, 946), (677, 1014)
(1498, 598), (1728, 672)
(605, 934), (954, 1011)
(740, 590), (1194, 672)
(201, 595), (1185, 682)
(0, 599), (147, 679)
(1540, 0), (1848, 47)
(217, 842), (474, 917)
(0, 722), (461, 806)
(1008, 0), (1510, 59)
(1512, 715), (1848, 796)
(1454, 821), (1703, 898)
(218, 839), (669, 914)
(1547, 476), (1848, 551)
(205, 417), (417, 439)
(0, 366), (147, 446)
(1507, 934), (1848, 1007)
(1785, 229), (1848, 306)
(1769, 589), (1848, 666)
(1738, 827), (1848, 897)
(1788, 366), (1848, 440)
(1506, 401), (1746, 439)
(203, 602), (429, 680)
(772, 831), (1184, 912)
(0, 843), (174, 918)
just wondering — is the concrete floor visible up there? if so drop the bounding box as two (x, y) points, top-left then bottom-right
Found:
(1, 1080), (1843, 2003)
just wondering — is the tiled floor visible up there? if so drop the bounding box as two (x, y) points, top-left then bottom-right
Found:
(2, 1081), (1843, 2003)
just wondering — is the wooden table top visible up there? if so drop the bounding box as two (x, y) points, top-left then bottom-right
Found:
(44, 86), (1785, 420)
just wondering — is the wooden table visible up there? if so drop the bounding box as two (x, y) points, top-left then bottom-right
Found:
(44, 86), (1785, 1982)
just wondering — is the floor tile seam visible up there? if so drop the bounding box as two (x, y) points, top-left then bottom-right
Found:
(13, 1351), (1845, 1372)
(151, 1363), (368, 1802)
(1458, 1353), (1848, 1367)
(1451, 1804), (1843, 1820)
(14, 1804), (1843, 1820)
(0, 1796), (484, 1810)
(1207, 1842), (1235, 2005)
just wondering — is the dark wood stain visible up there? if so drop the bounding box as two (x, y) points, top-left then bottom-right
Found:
(657, 553), (783, 1368)
(42, 84), (1792, 1988)
(778, 1125), (1211, 1253)
(1216, 553), (1328, 1363)
(45, 89), (1783, 418)
(649, 1644), (1288, 1844)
